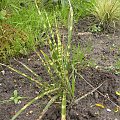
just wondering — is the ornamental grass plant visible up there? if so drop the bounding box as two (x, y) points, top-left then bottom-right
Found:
(92, 0), (120, 28)
(0, 0), (77, 120)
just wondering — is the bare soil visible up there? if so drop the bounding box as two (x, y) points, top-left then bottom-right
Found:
(0, 17), (120, 120)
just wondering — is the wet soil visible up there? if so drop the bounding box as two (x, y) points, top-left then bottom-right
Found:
(0, 17), (120, 120)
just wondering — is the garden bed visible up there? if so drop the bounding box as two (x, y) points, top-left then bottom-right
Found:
(0, 18), (120, 120)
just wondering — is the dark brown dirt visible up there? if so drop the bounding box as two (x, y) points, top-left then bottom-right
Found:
(0, 58), (120, 120)
(0, 17), (120, 120)
(73, 17), (120, 68)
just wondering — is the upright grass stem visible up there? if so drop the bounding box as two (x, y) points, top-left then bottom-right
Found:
(61, 91), (66, 120)
(67, 0), (73, 59)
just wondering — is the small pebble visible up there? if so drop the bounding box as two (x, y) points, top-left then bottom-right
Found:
(35, 91), (39, 94)
(28, 58), (31, 61)
(94, 92), (99, 99)
(29, 110), (33, 114)
(106, 108), (111, 112)
(18, 101), (22, 104)
(95, 111), (99, 115)
(1, 70), (5, 75)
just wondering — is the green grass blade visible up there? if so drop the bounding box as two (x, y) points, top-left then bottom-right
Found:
(54, 13), (63, 58)
(40, 50), (54, 76)
(35, 50), (61, 81)
(61, 91), (66, 120)
(67, 0), (73, 58)
(71, 65), (76, 97)
(71, 77), (75, 97)
(66, 77), (73, 98)
(0, 63), (43, 86)
(11, 88), (59, 120)
(45, 11), (56, 45)
(38, 95), (59, 120)
(35, 50), (54, 79)
(14, 59), (42, 80)
(40, 49), (63, 81)
(34, 0), (41, 16)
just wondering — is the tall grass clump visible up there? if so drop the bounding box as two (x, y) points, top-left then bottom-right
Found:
(92, 0), (120, 28)
(0, 0), (77, 119)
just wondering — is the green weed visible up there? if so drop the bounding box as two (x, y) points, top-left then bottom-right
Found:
(0, 90), (25, 104)
(90, 24), (102, 33)
(10, 90), (25, 104)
